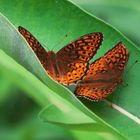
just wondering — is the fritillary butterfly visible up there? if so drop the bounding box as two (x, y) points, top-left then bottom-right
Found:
(18, 26), (103, 84)
(74, 42), (129, 100)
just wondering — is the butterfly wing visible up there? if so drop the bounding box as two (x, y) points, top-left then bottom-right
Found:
(75, 42), (129, 100)
(18, 26), (103, 85)
(18, 26), (49, 70)
(56, 32), (103, 84)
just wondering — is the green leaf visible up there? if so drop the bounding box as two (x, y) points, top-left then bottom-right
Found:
(0, 12), (126, 140)
(0, 71), (14, 104)
(0, 45), (126, 140)
(71, 0), (140, 46)
(0, 110), (75, 140)
(0, 0), (140, 139)
(0, 45), (125, 140)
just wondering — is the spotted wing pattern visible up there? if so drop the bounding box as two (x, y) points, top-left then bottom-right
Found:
(18, 26), (103, 85)
(74, 42), (129, 100)
(18, 26), (48, 70)
(56, 32), (103, 84)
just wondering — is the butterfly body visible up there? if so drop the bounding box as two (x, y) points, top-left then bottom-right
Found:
(75, 42), (129, 100)
(18, 26), (103, 84)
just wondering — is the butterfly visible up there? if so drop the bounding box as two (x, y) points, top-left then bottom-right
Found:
(18, 26), (103, 85)
(74, 42), (129, 100)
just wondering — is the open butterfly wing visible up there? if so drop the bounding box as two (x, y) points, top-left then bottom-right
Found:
(75, 42), (129, 100)
(18, 26), (103, 85)
(18, 26), (49, 70)
(56, 32), (103, 84)
(57, 32), (103, 62)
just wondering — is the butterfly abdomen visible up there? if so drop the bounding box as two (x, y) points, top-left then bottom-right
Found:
(45, 51), (61, 79)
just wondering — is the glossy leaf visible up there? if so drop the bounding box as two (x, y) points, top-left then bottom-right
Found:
(0, 0), (140, 140)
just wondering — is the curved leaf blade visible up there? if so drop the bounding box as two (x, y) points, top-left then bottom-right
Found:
(0, 0), (140, 139)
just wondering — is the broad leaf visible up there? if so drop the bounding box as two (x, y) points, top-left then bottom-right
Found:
(0, 0), (140, 140)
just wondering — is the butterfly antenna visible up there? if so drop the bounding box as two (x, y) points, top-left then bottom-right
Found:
(51, 34), (68, 51)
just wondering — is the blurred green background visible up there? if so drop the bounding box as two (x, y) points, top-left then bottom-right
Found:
(0, 0), (139, 140)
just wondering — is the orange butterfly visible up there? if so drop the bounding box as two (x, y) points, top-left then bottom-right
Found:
(18, 26), (103, 85)
(75, 42), (129, 100)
